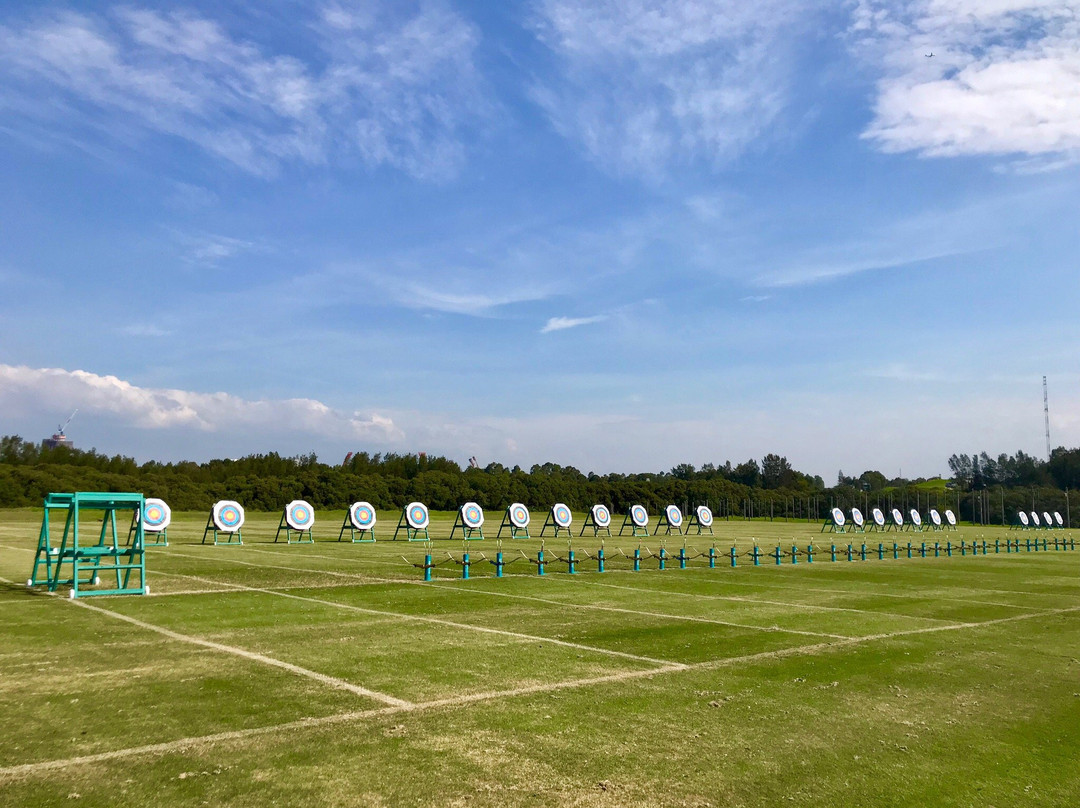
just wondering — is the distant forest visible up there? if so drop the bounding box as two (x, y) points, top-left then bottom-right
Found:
(1, 435), (1077, 525)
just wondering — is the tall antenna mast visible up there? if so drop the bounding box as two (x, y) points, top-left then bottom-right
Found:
(1043, 376), (1051, 460)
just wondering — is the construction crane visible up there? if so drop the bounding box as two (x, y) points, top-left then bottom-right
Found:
(43, 409), (78, 449)
(58, 409), (78, 437)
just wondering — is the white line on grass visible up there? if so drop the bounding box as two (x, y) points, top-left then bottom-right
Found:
(4, 603), (1078, 781)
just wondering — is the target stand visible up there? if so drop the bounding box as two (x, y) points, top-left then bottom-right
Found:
(888, 509), (904, 532)
(450, 502), (485, 540)
(821, 508), (846, 533)
(849, 508), (866, 533)
(541, 503), (574, 538)
(202, 501), (244, 545)
(868, 508), (886, 533)
(497, 503), (531, 539)
(276, 500), (315, 544)
(686, 506), (714, 535)
(944, 510), (959, 531)
(130, 497), (171, 547)
(906, 510), (924, 532)
(928, 509), (944, 532)
(29, 492), (148, 598)
(394, 502), (430, 542)
(620, 505), (650, 537)
(580, 504), (612, 537)
(339, 501), (376, 543)
(654, 505), (684, 536)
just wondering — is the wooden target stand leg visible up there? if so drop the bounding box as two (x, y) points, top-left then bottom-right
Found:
(579, 512), (611, 538)
(653, 514), (683, 536)
(496, 510), (530, 540)
(338, 514), (375, 543)
(393, 511), (429, 542)
(201, 513), (242, 545)
(540, 512), (572, 539)
(275, 510), (313, 544)
(619, 514), (649, 538)
(450, 511), (485, 541)
(685, 514), (713, 535)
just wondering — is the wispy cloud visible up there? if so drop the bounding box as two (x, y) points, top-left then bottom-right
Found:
(176, 232), (260, 267)
(540, 314), (607, 333)
(850, 1), (1080, 164)
(0, 4), (487, 179)
(529, 0), (815, 178)
(118, 324), (172, 338)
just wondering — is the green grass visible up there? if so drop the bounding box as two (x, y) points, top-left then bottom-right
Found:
(1, 507), (1078, 806)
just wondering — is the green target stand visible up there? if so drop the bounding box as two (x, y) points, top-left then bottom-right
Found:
(580, 504), (613, 537)
(654, 505), (684, 536)
(129, 497), (171, 547)
(275, 499), (315, 544)
(339, 501), (377, 542)
(620, 505), (650, 537)
(450, 502), (486, 540)
(821, 507), (847, 533)
(541, 503), (574, 538)
(28, 492), (148, 598)
(202, 501), (245, 545)
(686, 506), (715, 535)
(1011, 512), (1031, 531)
(496, 503), (531, 539)
(394, 502), (431, 542)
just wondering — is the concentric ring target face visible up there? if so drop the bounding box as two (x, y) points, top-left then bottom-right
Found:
(666, 505), (683, 527)
(831, 507), (845, 526)
(1042, 511), (1052, 527)
(872, 508), (885, 526)
(696, 506), (713, 526)
(892, 508), (904, 525)
(1018, 511), (1030, 526)
(910, 509), (922, 526)
(213, 500), (245, 532)
(1031, 511), (1041, 526)
(630, 505), (648, 527)
(509, 503), (530, 528)
(141, 498), (171, 531)
(930, 509), (942, 526)
(406, 502), (429, 529)
(349, 501), (376, 530)
(1054, 512), (1064, 527)
(851, 508), (864, 526)
(591, 504), (611, 526)
(285, 500), (315, 531)
(552, 503), (572, 528)
(461, 502), (484, 528)
(945, 509), (957, 526)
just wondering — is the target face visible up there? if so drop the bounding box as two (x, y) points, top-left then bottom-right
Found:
(665, 505), (683, 527)
(696, 506), (713, 526)
(212, 500), (245, 532)
(1042, 511), (1052, 527)
(461, 502), (484, 529)
(910, 509), (922, 526)
(1018, 511), (1030, 526)
(141, 498), (171, 531)
(872, 508), (885, 526)
(930, 509), (942, 526)
(851, 508), (864, 527)
(945, 509), (957, 526)
(285, 500), (315, 531)
(831, 507), (846, 526)
(630, 505), (648, 527)
(552, 503), (572, 528)
(406, 502), (429, 529)
(591, 504), (611, 527)
(349, 501), (376, 530)
(509, 503), (530, 528)
(1031, 511), (1041, 526)
(1054, 511), (1064, 527)
(892, 508), (904, 526)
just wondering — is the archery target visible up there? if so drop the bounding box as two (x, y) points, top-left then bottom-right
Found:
(349, 501), (376, 530)
(831, 507), (846, 526)
(552, 503), (572, 528)
(1018, 511), (1030, 526)
(212, 501), (245, 533)
(285, 500), (315, 531)
(945, 509), (957, 526)
(910, 509), (922, 526)
(1042, 511), (1053, 527)
(591, 504), (611, 527)
(1054, 511), (1064, 527)
(696, 506), (713, 527)
(892, 508), (904, 526)
(461, 502), (484, 529)
(630, 505), (648, 527)
(665, 505), (683, 527)
(851, 508), (864, 527)
(872, 508), (885, 527)
(930, 509), (942, 526)
(1031, 511), (1041, 527)
(141, 498), (171, 532)
(406, 502), (430, 529)
(509, 503), (530, 528)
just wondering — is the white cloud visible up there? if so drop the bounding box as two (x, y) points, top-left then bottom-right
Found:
(0, 4), (486, 179)
(530, 0), (814, 177)
(0, 364), (401, 440)
(540, 314), (607, 333)
(851, 1), (1080, 163)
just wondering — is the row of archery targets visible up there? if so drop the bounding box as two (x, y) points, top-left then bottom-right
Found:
(823, 506), (1067, 533)
(133, 499), (718, 545)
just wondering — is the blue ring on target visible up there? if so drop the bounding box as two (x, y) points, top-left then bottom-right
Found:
(696, 506), (713, 526)
(666, 505), (683, 526)
(462, 502), (484, 528)
(350, 502), (376, 529)
(552, 504), (572, 527)
(630, 505), (648, 527)
(592, 505), (610, 526)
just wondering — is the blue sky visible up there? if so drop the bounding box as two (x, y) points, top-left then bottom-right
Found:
(1, 0), (1078, 479)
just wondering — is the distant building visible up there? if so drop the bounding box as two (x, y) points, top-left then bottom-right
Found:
(42, 432), (73, 450)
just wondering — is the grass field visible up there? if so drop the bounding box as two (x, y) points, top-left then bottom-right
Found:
(2, 507), (1079, 806)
